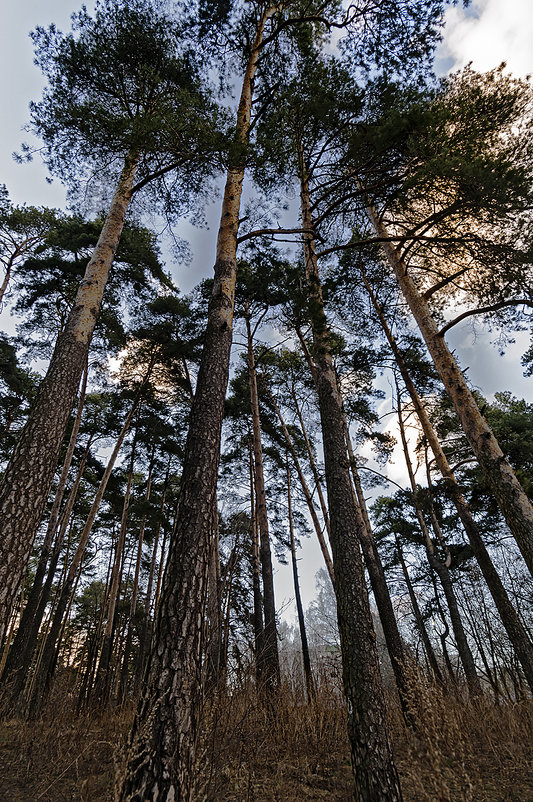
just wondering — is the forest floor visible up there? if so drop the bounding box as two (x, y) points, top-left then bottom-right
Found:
(0, 674), (532, 801)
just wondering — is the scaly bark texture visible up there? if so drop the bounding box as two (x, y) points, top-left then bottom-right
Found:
(299, 147), (403, 801)
(119, 10), (279, 800)
(2, 364), (87, 693)
(363, 271), (533, 692)
(361, 192), (533, 576)
(27, 382), (144, 716)
(0, 153), (139, 643)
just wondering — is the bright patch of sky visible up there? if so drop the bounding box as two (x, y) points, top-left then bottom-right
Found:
(437, 0), (533, 76)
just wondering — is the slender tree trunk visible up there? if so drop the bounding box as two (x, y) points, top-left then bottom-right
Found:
(361, 189), (533, 575)
(205, 497), (224, 691)
(96, 431), (138, 703)
(290, 377), (331, 539)
(286, 460), (315, 702)
(342, 413), (414, 723)
(394, 535), (444, 684)
(3, 436), (93, 703)
(245, 305), (280, 688)
(135, 469), (169, 692)
(362, 270), (533, 693)
(298, 143), (402, 800)
(2, 364), (88, 688)
(27, 380), (145, 714)
(0, 153), (139, 642)
(119, 450), (154, 703)
(396, 395), (482, 696)
(265, 384), (335, 585)
(248, 433), (264, 683)
(119, 11), (280, 799)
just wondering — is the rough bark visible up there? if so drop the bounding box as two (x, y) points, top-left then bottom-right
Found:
(363, 270), (533, 693)
(2, 364), (88, 690)
(119, 11), (279, 799)
(245, 306), (280, 688)
(0, 152), (139, 643)
(361, 191), (533, 576)
(27, 382), (144, 715)
(205, 497), (224, 691)
(299, 146), (403, 800)
(286, 461), (315, 701)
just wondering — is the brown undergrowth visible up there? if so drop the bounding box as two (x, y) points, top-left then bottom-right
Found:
(0, 668), (531, 801)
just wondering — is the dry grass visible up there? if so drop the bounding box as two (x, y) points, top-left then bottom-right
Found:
(0, 669), (532, 801)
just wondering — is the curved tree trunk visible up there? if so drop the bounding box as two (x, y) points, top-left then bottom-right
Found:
(0, 152), (139, 643)
(361, 189), (533, 576)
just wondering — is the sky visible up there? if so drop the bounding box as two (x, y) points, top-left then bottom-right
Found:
(0, 0), (532, 616)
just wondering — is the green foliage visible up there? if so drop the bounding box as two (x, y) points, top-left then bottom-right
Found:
(25, 0), (223, 219)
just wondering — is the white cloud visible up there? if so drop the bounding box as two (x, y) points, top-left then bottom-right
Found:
(439, 0), (533, 76)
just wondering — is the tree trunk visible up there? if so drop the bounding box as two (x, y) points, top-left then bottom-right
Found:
(119, 10), (279, 799)
(96, 431), (138, 703)
(245, 305), (280, 688)
(2, 364), (88, 691)
(342, 413), (414, 724)
(396, 395), (482, 697)
(26, 380), (145, 715)
(248, 433), (264, 683)
(361, 190), (533, 576)
(3, 436), (93, 704)
(119, 450), (154, 703)
(286, 460), (315, 702)
(265, 384), (335, 585)
(0, 152), (139, 643)
(135, 469), (169, 693)
(290, 375), (331, 540)
(205, 497), (224, 691)
(299, 144), (402, 800)
(394, 535), (444, 684)
(362, 269), (533, 693)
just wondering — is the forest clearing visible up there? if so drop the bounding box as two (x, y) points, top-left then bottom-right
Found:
(0, 0), (532, 799)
